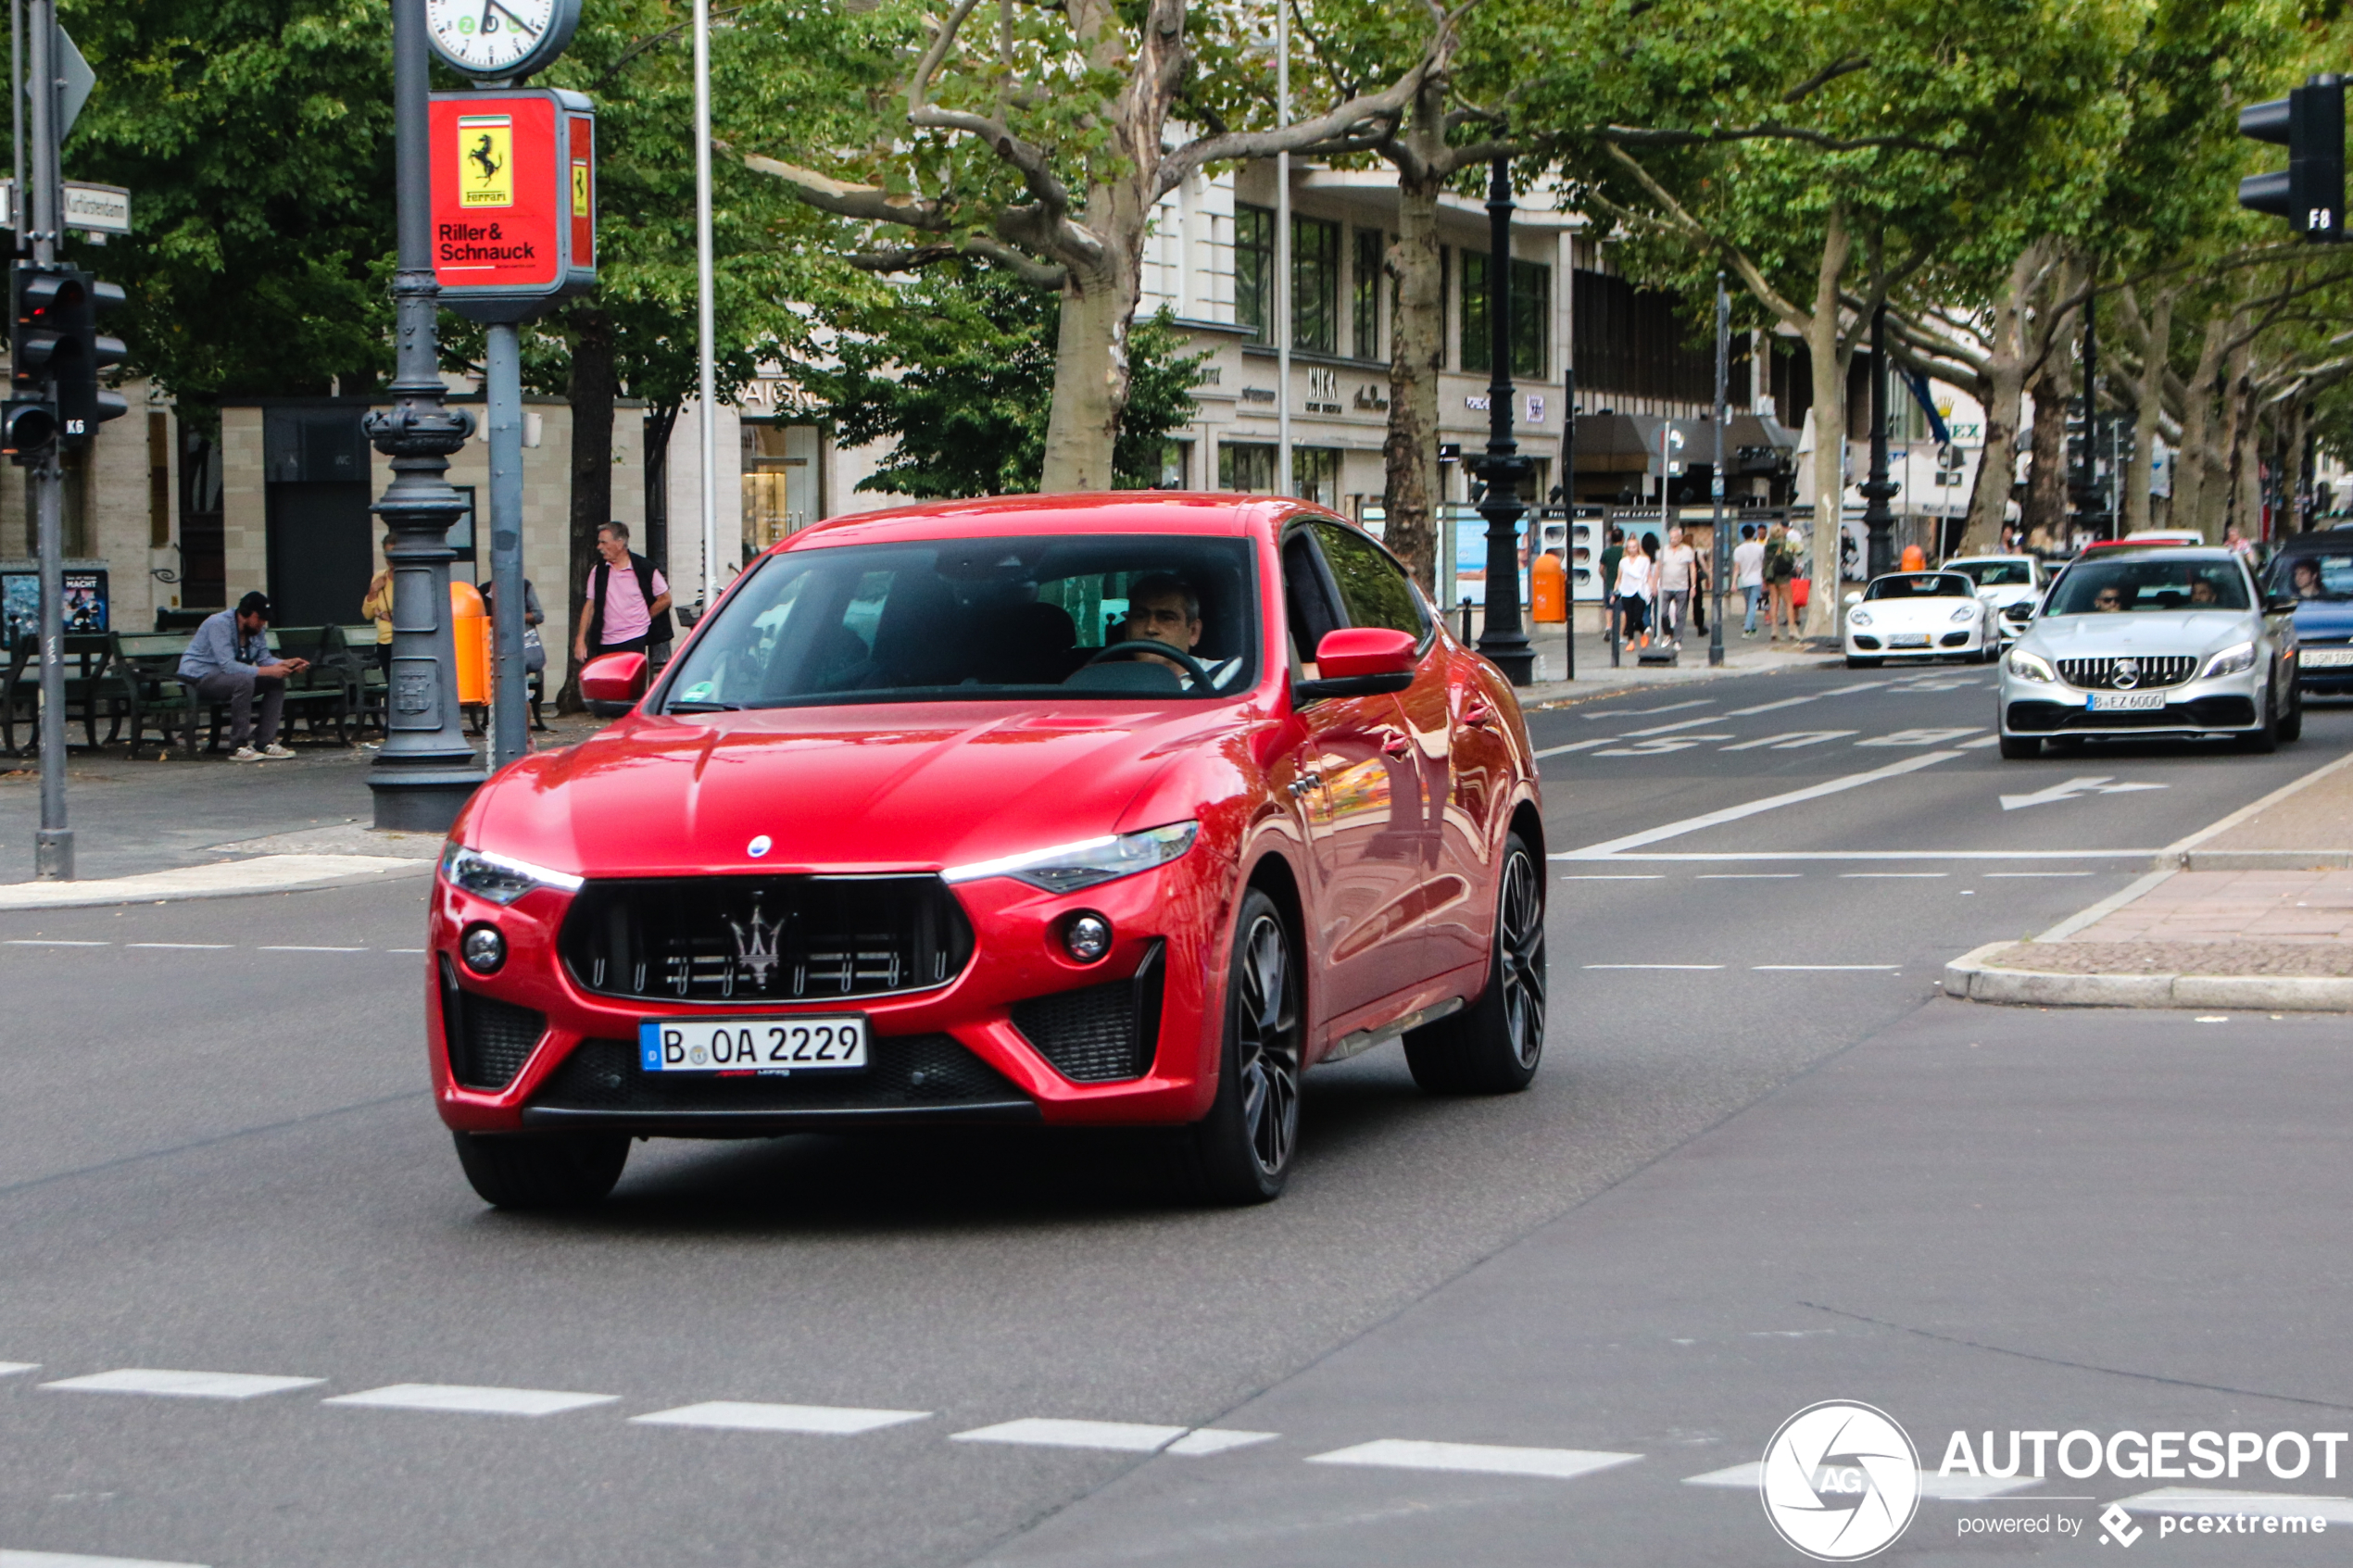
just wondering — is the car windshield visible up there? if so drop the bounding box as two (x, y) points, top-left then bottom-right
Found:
(1864, 573), (1971, 600)
(2270, 552), (2353, 603)
(1947, 559), (2033, 587)
(660, 534), (1260, 710)
(2047, 557), (2250, 614)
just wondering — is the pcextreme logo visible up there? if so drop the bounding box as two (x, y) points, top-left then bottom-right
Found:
(1761, 1401), (1922, 1561)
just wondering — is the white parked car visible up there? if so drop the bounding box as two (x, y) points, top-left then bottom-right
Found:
(1942, 555), (2045, 644)
(1997, 545), (2302, 759)
(1843, 571), (2000, 668)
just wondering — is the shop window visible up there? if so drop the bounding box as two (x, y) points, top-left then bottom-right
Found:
(1291, 447), (1340, 508)
(1220, 442), (1276, 493)
(1235, 204), (1274, 345)
(742, 421), (820, 554)
(1159, 439), (1191, 488)
(1353, 229), (1384, 360)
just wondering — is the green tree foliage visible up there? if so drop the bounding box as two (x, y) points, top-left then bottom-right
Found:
(807, 267), (1203, 499)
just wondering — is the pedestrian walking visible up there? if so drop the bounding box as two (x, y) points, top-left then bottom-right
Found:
(574, 522), (673, 666)
(1598, 527), (1625, 650)
(1733, 523), (1766, 637)
(1764, 522), (1800, 642)
(1615, 533), (1654, 646)
(1656, 524), (1698, 646)
(178, 591), (308, 762)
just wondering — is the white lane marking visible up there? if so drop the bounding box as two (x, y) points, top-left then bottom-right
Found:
(631, 1401), (928, 1435)
(1533, 738), (1612, 759)
(1841, 872), (1948, 879)
(1985, 871), (2094, 877)
(1594, 735), (1735, 757)
(257, 946), (369, 953)
(1754, 964), (1900, 972)
(1558, 874), (1665, 881)
(322, 1384), (618, 1417)
(2, 940), (107, 947)
(1554, 751), (1965, 859)
(0, 1362), (36, 1377)
(1724, 695), (1824, 717)
(951, 1417), (1189, 1453)
(42, 1370), (323, 1401)
(1856, 727), (1985, 746)
(1718, 730), (1856, 751)
(1999, 775), (2169, 811)
(1958, 734), (2002, 748)
(1308, 1438), (1642, 1481)
(2115, 1487), (2353, 1524)
(1822, 681), (1889, 696)
(2036, 868), (2177, 942)
(1619, 715), (1731, 737)
(123, 943), (233, 950)
(1695, 873), (1800, 879)
(1582, 699), (1710, 721)
(1, 1551), (214, 1567)
(1683, 1461), (2036, 1499)
(1166, 1428), (1280, 1456)
(1585, 964), (1724, 971)
(1561, 849), (2159, 862)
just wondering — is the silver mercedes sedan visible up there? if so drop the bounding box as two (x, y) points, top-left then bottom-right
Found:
(1997, 545), (2304, 759)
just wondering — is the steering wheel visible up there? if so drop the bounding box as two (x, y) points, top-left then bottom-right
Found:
(1083, 639), (1216, 689)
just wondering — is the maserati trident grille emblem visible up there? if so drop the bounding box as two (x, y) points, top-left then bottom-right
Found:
(2112, 658), (2140, 690)
(729, 903), (782, 986)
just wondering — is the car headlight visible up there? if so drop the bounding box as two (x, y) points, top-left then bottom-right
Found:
(943, 822), (1200, 894)
(2201, 641), (2258, 679)
(2007, 649), (2056, 683)
(1847, 609), (1872, 629)
(439, 843), (585, 906)
(1950, 604), (1980, 623)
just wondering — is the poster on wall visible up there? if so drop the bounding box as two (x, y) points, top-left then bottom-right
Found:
(1, 570), (109, 648)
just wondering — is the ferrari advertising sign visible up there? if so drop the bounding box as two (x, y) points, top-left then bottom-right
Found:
(428, 87), (596, 320)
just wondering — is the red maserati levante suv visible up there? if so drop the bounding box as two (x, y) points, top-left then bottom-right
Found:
(429, 495), (1545, 1205)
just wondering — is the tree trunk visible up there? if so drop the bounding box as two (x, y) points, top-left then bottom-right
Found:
(559, 307), (617, 713)
(1954, 241), (2049, 556)
(1038, 257), (1131, 491)
(2173, 315), (2227, 536)
(2121, 290), (2171, 536)
(2215, 337), (2251, 540)
(1801, 207), (1851, 637)
(2284, 396), (2309, 533)
(2021, 360), (2069, 546)
(1381, 127), (1446, 595)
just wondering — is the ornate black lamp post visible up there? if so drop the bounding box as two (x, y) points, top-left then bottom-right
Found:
(1469, 156), (1534, 685)
(365, 0), (485, 830)
(1859, 302), (1899, 583)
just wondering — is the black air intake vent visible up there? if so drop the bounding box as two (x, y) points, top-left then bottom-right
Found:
(1012, 944), (1164, 1083)
(440, 960), (545, 1092)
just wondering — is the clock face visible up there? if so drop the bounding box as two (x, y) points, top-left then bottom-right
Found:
(425, 0), (579, 77)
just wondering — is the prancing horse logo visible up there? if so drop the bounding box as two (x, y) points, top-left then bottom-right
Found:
(468, 133), (502, 187)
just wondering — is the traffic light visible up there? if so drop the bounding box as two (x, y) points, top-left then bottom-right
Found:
(2239, 73), (2345, 241)
(58, 276), (128, 450)
(7, 262), (65, 462)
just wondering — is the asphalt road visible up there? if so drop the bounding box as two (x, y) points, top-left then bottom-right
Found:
(2, 665), (2348, 1568)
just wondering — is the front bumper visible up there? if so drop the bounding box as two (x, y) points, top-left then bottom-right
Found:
(426, 859), (1229, 1137)
(2295, 645), (2353, 693)
(2000, 664), (2265, 736)
(1847, 622), (1987, 658)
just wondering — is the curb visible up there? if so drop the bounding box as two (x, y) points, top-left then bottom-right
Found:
(1943, 941), (2353, 1012)
(0, 854), (432, 912)
(2162, 849), (2353, 872)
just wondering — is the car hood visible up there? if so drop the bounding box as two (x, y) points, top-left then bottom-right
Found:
(2291, 600), (2353, 642)
(463, 702), (1240, 879)
(2023, 610), (2250, 657)
(1855, 598), (1981, 624)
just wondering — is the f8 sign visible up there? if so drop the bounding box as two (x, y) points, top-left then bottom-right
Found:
(428, 88), (597, 321)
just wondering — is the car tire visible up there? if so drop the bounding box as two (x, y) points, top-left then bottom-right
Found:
(1403, 833), (1546, 1097)
(1998, 734), (2041, 759)
(2235, 678), (2281, 754)
(1845, 655), (1881, 669)
(1182, 888), (1302, 1205)
(451, 1130), (628, 1210)
(2280, 682), (2305, 743)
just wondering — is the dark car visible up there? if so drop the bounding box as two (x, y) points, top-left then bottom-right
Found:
(2269, 539), (2353, 697)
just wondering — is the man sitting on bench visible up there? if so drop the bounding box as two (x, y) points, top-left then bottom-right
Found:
(178, 591), (308, 761)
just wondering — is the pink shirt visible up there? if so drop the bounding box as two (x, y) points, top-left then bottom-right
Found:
(590, 558), (667, 644)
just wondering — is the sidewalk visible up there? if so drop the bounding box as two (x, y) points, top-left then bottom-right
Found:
(1945, 750), (2353, 1010)
(1511, 627), (1839, 709)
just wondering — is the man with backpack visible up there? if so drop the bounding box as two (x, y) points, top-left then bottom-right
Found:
(573, 521), (673, 667)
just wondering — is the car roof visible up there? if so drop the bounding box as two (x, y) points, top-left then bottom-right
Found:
(2072, 544), (2239, 561)
(776, 492), (1306, 551)
(1944, 555), (2032, 564)
(2275, 530), (2353, 556)
(1871, 570), (1970, 583)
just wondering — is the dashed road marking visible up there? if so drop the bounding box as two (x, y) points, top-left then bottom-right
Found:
(123, 943), (233, 950)
(1534, 738), (1613, 759)
(1558, 874), (1665, 881)
(42, 1369), (324, 1401)
(1754, 964), (1900, 972)
(632, 1401), (930, 1435)
(257, 946), (369, 953)
(1166, 1428), (1279, 1455)
(1307, 1438), (1642, 1481)
(0, 1550), (213, 1567)
(1725, 695), (1824, 717)
(2115, 1487), (2353, 1524)
(2, 940), (107, 947)
(952, 1417), (1189, 1453)
(1620, 716), (1734, 738)
(1695, 873), (1801, 880)
(322, 1384), (618, 1417)
(0, 1362), (37, 1378)
(1581, 699), (1711, 721)
(1585, 963), (1724, 971)
(1841, 872), (1949, 879)
(1684, 1461), (2037, 1499)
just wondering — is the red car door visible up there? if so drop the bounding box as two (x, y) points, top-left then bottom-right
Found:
(1280, 526), (1421, 1030)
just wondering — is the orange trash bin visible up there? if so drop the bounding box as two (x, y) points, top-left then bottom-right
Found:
(1531, 551), (1567, 623)
(450, 581), (489, 707)
(1900, 544), (1927, 571)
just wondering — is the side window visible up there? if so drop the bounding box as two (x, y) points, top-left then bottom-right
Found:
(1281, 530), (1343, 670)
(1315, 521), (1428, 638)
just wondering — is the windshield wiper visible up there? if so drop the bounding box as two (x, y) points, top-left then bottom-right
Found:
(666, 699), (742, 713)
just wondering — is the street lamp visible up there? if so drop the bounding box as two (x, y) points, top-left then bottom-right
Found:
(1859, 302), (1898, 583)
(1469, 156), (1534, 686)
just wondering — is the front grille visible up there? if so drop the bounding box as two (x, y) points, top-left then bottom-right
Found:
(1012, 947), (1165, 1084)
(527, 1034), (1026, 1114)
(2056, 656), (2198, 690)
(1851, 634), (1882, 650)
(440, 960), (545, 1091)
(560, 875), (974, 1005)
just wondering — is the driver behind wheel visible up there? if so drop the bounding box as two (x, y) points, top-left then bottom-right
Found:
(1119, 572), (1203, 672)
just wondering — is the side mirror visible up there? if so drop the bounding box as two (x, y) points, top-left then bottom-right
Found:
(1296, 627), (1416, 702)
(2266, 594), (2301, 615)
(1843, 590), (1863, 607)
(580, 651), (648, 718)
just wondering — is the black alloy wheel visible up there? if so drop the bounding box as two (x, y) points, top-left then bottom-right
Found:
(1185, 889), (1302, 1203)
(1404, 832), (1547, 1095)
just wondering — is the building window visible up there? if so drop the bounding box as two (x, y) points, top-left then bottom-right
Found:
(1353, 229), (1383, 360)
(149, 411), (172, 548)
(1461, 254), (1550, 379)
(1159, 439), (1191, 488)
(1235, 204), (1274, 345)
(1219, 441), (1276, 493)
(1292, 216), (1340, 354)
(1291, 446), (1341, 509)
(742, 420), (820, 553)
(1574, 270), (1738, 403)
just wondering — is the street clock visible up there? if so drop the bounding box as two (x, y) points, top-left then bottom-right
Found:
(424, 0), (582, 82)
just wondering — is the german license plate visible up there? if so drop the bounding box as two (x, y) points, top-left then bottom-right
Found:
(2303, 647), (2353, 669)
(637, 1016), (868, 1073)
(2088, 690), (2166, 711)
(1890, 633), (1931, 647)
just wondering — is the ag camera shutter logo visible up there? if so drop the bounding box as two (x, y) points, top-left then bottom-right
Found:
(1760, 1401), (1921, 1560)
